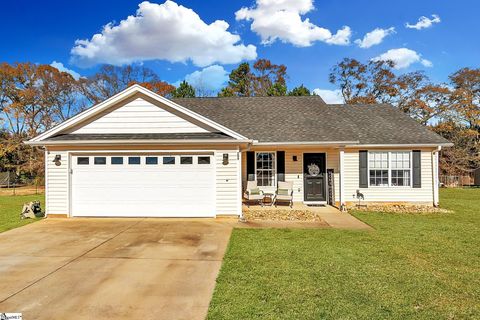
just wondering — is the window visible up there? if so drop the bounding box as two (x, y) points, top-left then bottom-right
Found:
(128, 157), (141, 165)
(146, 157), (158, 165)
(256, 152), (276, 187)
(111, 157), (123, 165)
(77, 157), (89, 165)
(369, 152), (389, 187)
(198, 156), (211, 165)
(391, 152), (411, 187)
(368, 151), (412, 187)
(163, 156), (175, 165)
(180, 156), (193, 164)
(94, 157), (106, 165)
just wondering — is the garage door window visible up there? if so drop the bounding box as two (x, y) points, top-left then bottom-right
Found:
(111, 157), (123, 165)
(198, 156), (210, 164)
(128, 157), (141, 165)
(77, 157), (89, 165)
(180, 156), (193, 164)
(94, 157), (107, 165)
(146, 157), (158, 165)
(163, 157), (175, 165)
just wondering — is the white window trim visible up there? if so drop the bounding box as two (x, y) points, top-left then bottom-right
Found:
(254, 151), (277, 187)
(367, 151), (413, 188)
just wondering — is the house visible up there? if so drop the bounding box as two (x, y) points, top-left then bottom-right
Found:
(26, 85), (452, 218)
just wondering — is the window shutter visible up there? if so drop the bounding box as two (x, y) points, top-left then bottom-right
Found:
(277, 151), (285, 182)
(412, 150), (421, 188)
(247, 151), (255, 181)
(359, 150), (368, 188)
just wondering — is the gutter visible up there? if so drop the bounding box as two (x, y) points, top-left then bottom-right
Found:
(253, 141), (359, 146)
(344, 143), (454, 148)
(24, 139), (254, 146)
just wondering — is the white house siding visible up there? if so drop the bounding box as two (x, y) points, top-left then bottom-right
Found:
(241, 148), (340, 203)
(45, 149), (69, 216)
(71, 98), (209, 134)
(343, 148), (435, 205)
(215, 150), (241, 216)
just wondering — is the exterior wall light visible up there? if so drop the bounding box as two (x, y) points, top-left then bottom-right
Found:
(222, 153), (229, 165)
(293, 155), (298, 162)
(53, 155), (62, 166)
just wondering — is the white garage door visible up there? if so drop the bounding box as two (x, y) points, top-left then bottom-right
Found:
(71, 154), (215, 217)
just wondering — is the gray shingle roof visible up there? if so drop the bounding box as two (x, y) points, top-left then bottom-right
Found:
(46, 132), (234, 141)
(172, 96), (450, 145)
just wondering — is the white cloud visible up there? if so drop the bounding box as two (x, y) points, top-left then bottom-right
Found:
(406, 14), (441, 30)
(235, 0), (351, 47)
(312, 88), (344, 104)
(180, 65), (228, 92)
(421, 59), (433, 68)
(372, 48), (433, 69)
(50, 61), (81, 80)
(70, 1), (257, 67)
(354, 27), (395, 48)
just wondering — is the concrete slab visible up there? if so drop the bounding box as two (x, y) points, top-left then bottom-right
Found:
(0, 218), (137, 257)
(0, 257), (221, 320)
(312, 209), (373, 230)
(0, 218), (233, 320)
(86, 219), (232, 261)
(0, 256), (72, 302)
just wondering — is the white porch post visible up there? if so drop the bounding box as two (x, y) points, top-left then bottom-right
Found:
(237, 149), (244, 219)
(433, 147), (441, 207)
(339, 148), (346, 211)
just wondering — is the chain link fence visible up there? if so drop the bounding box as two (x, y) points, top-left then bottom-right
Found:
(440, 175), (474, 187)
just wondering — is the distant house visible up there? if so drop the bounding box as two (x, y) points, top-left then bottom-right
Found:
(27, 85), (452, 218)
(475, 168), (480, 186)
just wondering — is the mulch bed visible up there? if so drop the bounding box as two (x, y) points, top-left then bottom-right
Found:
(243, 208), (323, 222)
(351, 205), (452, 214)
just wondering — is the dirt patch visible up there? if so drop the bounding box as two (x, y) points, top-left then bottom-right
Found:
(0, 186), (44, 196)
(243, 208), (323, 222)
(351, 205), (452, 214)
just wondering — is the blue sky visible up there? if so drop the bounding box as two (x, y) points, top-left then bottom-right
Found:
(1, 0), (478, 102)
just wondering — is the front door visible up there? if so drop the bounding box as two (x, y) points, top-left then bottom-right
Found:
(303, 153), (327, 202)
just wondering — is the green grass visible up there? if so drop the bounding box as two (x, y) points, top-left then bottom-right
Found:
(0, 193), (44, 233)
(208, 188), (480, 319)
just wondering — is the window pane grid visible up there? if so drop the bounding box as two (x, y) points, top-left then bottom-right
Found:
(369, 169), (389, 186)
(391, 152), (411, 169)
(369, 152), (388, 169)
(391, 170), (411, 187)
(256, 152), (275, 187)
(368, 151), (411, 187)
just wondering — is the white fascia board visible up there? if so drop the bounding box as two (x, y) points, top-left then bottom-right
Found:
(25, 139), (253, 146)
(345, 143), (454, 148)
(29, 84), (248, 142)
(253, 141), (360, 146)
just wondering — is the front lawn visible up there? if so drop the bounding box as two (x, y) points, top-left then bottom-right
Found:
(208, 188), (480, 319)
(0, 192), (44, 233)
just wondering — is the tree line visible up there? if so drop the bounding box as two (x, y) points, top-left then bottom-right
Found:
(0, 59), (479, 183)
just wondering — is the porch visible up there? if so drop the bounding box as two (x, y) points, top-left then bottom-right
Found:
(241, 148), (347, 209)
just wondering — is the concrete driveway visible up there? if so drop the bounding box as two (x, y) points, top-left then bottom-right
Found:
(0, 218), (234, 320)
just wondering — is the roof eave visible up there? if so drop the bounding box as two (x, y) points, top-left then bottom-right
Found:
(25, 139), (253, 146)
(344, 143), (454, 148)
(253, 141), (360, 147)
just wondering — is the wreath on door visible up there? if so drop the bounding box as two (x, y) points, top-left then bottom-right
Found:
(307, 163), (320, 176)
